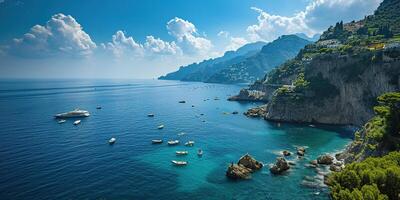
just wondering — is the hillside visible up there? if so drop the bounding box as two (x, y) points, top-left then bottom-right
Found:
(159, 35), (311, 84)
(232, 0), (400, 126)
(158, 41), (266, 82)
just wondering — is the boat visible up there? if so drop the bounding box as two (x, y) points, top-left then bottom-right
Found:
(55, 109), (90, 118)
(232, 111), (239, 115)
(109, 138), (116, 144)
(73, 120), (81, 125)
(309, 124), (316, 128)
(197, 149), (203, 156)
(58, 119), (66, 124)
(168, 140), (179, 145)
(171, 160), (187, 166)
(147, 113), (155, 117)
(184, 141), (195, 146)
(178, 132), (186, 136)
(152, 139), (163, 144)
(178, 100), (186, 103)
(175, 151), (188, 155)
(96, 106), (102, 109)
(157, 125), (164, 129)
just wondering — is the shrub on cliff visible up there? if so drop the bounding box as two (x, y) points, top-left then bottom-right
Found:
(328, 151), (400, 200)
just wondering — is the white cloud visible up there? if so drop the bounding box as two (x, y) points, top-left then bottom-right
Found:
(166, 17), (212, 54)
(144, 36), (181, 55)
(247, 0), (382, 42)
(217, 31), (230, 38)
(9, 13), (96, 57)
(225, 37), (248, 51)
(104, 30), (143, 57)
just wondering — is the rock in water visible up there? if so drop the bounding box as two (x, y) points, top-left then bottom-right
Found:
(297, 147), (306, 156)
(282, 150), (291, 156)
(238, 154), (263, 170)
(226, 164), (252, 179)
(317, 155), (334, 165)
(226, 154), (263, 180)
(270, 157), (290, 174)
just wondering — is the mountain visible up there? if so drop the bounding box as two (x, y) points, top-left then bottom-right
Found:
(158, 41), (266, 81)
(295, 33), (321, 42)
(206, 35), (312, 83)
(159, 35), (311, 84)
(232, 0), (400, 157)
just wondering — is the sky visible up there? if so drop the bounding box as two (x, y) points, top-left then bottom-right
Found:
(0, 0), (383, 79)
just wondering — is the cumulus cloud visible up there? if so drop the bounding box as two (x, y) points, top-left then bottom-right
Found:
(103, 30), (143, 57)
(225, 37), (248, 51)
(144, 36), (181, 55)
(217, 31), (230, 38)
(167, 17), (212, 54)
(8, 13), (96, 57)
(247, 0), (382, 42)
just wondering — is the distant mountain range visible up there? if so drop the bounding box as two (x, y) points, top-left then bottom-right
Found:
(159, 35), (312, 84)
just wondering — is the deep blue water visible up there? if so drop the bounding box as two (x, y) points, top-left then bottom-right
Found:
(0, 79), (353, 200)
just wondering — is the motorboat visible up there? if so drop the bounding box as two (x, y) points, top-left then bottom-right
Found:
(148, 113), (155, 117)
(171, 160), (187, 166)
(55, 109), (90, 118)
(309, 124), (316, 128)
(197, 149), (203, 156)
(109, 138), (116, 144)
(184, 141), (195, 146)
(96, 106), (102, 110)
(178, 132), (186, 136)
(157, 125), (164, 129)
(58, 119), (66, 124)
(73, 120), (81, 125)
(152, 139), (163, 144)
(175, 151), (188, 155)
(178, 100), (186, 103)
(168, 140), (180, 145)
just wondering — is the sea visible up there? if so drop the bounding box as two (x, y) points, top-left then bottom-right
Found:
(0, 79), (353, 200)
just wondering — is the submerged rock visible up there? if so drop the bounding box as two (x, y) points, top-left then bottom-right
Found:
(297, 147), (306, 157)
(226, 154), (263, 180)
(282, 150), (292, 156)
(317, 155), (334, 165)
(270, 157), (290, 174)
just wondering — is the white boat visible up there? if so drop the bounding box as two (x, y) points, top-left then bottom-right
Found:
(73, 120), (81, 125)
(171, 160), (187, 166)
(175, 151), (188, 155)
(148, 113), (155, 117)
(185, 141), (195, 146)
(109, 138), (116, 144)
(157, 125), (164, 129)
(152, 139), (163, 144)
(58, 119), (66, 124)
(55, 109), (90, 118)
(178, 132), (186, 136)
(168, 140), (180, 145)
(309, 124), (316, 128)
(197, 149), (203, 156)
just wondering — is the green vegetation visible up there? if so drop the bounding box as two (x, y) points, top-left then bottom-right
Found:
(329, 92), (400, 200)
(328, 152), (400, 200)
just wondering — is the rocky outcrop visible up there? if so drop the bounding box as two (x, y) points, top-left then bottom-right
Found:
(226, 154), (263, 179)
(269, 157), (290, 174)
(228, 81), (279, 102)
(264, 51), (400, 126)
(244, 105), (267, 118)
(297, 147), (306, 157)
(317, 155), (334, 165)
(282, 150), (291, 156)
(226, 164), (252, 179)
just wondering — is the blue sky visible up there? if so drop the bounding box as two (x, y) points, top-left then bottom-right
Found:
(0, 0), (382, 79)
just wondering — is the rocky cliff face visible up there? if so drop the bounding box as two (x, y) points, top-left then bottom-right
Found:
(265, 50), (400, 126)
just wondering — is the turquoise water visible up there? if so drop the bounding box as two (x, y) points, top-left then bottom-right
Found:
(0, 79), (352, 200)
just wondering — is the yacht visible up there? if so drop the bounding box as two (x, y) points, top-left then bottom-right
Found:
(73, 120), (81, 125)
(157, 125), (164, 129)
(184, 141), (195, 147)
(55, 109), (90, 118)
(152, 139), (163, 144)
(148, 113), (155, 117)
(109, 138), (116, 144)
(171, 160), (187, 166)
(175, 151), (188, 155)
(197, 149), (203, 157)
(168, 140), (179, 145)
